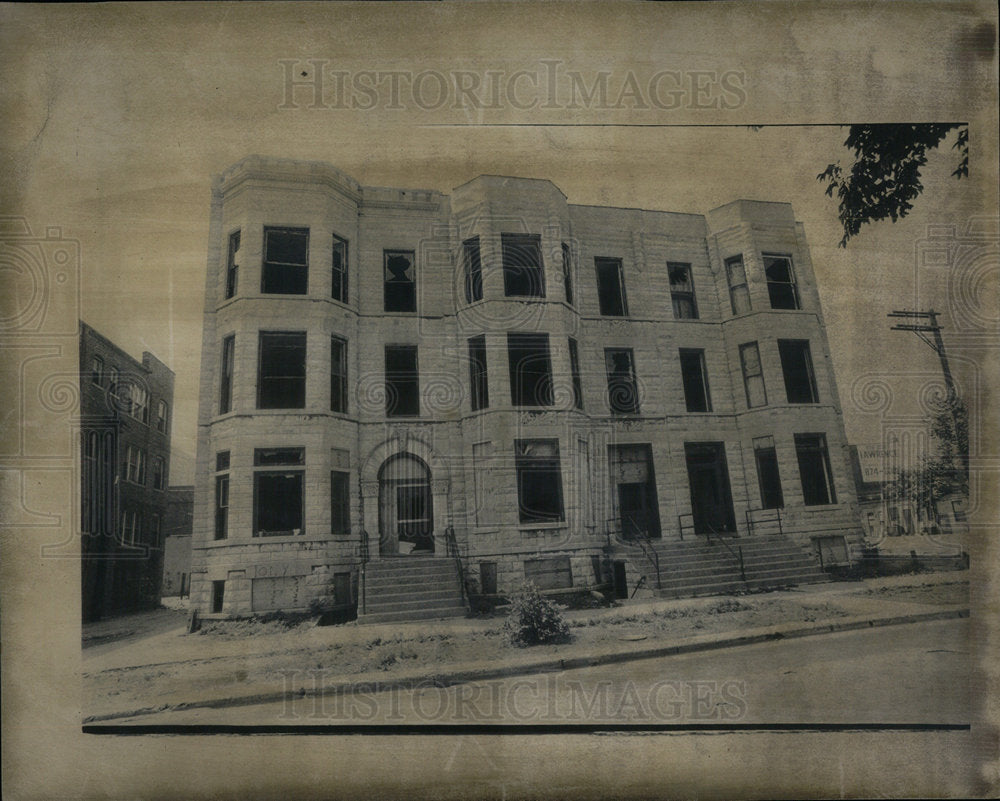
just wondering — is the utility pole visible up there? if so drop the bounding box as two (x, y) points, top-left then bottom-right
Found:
(887, 309), (957, 403)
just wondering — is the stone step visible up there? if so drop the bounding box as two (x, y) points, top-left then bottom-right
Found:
(360, 606), (468, 624)
(364, 576), (463, 593)
(363, 588), (465, 606)
(364, 595), (467, 613)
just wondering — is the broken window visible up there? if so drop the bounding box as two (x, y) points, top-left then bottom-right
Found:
(605, 348), (639, 414)
(669, 262), (698, 319)
(679, 348), (712, 412)
(330, 336), (347, 413)
(468, 335), (489, 411)
(725, 255), (751, 315)
(562, 242), (574, 305)
(795, 433), (837, 505)
(254, 448), (305, 536)
(156, 400), (169, 434)
(568, 337), (584, 410)
(331, 234), (348, 303)
(507, 333), (554, 407)
(739, 341), (767, 408)
(257, 331), (306, 409)
(515, 439), (565, 524)
(753, 435), (784, 509)
(778, 339), (819, 404)
(502, 233), (545, 297)
(463, 236), (482, 303)
(764, 254), (800, 310)
(384, 344), (419, 417)
(254, 447), (305, 466)
(595, 257), (628, 316)
(152, 456), (165, 490)
(226, 229), (240, 299)
(211, 580), (225, 613)
(331, 470), (350, 536)
(384, 250), (416, 312)
(261, 227), (308, 295)
(219, 335), (235, 414)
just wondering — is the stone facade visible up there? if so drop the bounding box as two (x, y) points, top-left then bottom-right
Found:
(190, 155), (863, 618)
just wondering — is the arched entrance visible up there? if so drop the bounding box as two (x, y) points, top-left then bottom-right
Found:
(378, 453), (434, 556)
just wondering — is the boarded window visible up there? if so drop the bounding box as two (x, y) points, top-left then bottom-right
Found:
(568, 337), (584, 410)
(669, 262), (698, 319)
(595, 257), (628, 316)
(332, 234), (348, 303)
(251, 576), (304, 612)
(384, 250), (416, 312)
(764, 254), (800, 310)
(524, 556), (572, 590)
(385, 345), (419, 417)
(333, 572), (353, 606)
(753, 435), (784, 509)
(226, 229), (240, 299)
(463, 236), (482, 303)
(795, 433), (836, 506)
(331, 470), (350, 536)
(813, 535), (848, 567)
(507, 333), (554, 407)
(219, 335), (235, 414)
(330, 336), (347, 413)
(468, 335), (489, 411)
(739, 341), (767, 408)
(726, 255), (751, 315)
(515, 439), (564, 523)
(257, 332), (306, 409)
(261, 227), (309, 295)
(502, 233), (545, 297)
(778, 339), (819, 404)
(679, 349), (712, 412)
(605, 348), (639, 414)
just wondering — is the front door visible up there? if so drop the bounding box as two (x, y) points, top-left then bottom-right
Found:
(617, 482), (661, 540)
(378, 454), (433, 556)
(684, 442), (737, 534)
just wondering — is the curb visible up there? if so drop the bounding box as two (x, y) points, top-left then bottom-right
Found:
(83, 607), (969, 723)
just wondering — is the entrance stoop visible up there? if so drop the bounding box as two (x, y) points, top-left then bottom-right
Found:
(359, 556), (468, 624)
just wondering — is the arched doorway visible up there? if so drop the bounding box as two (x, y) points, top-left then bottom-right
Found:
(378, 453), (434, 556)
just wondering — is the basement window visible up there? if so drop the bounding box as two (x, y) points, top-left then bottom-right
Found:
(385, 345), (420, 417)
(507, 333), (554, 407)
(764, 254), (800, 310)
(515, 439), (565, 524)
(384, 250), (416, 312)
(739, 341), (767, 408)
(679, 348), (712, 412)
(463, 236), (482, 303)
(502, 233), (545, 297)
(261, 227), (309, 295)
(595, 257), (628, 316)
(753, 435), (784, 509)
(605, 348), (639, 415)
(778, 339), (819, 404)
(468, 335), (489, 411)
(219, 335), (235, 414)
(226, 230), (240, 299)
(669, 262), (698, 319)
(725, 255), (751, 315)
(331, 234), (348, 304)
(257, 332), (306, 409)
(330, 336), (347, 413)
(795, 433), (837, 506)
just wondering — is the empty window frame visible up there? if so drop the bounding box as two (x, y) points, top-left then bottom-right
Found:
(502, 233), (545, 297)
(679, 349), (712, 412)
(211, 580), (225, 613)
(778, 339), (819, 404)
(568, 337), (584, 410)
(763, 254), (800, 310)
(257, 332), (306, 409)
(152, 456), (165, 490)
(91, 356), (104, 386)
(384, 345), (420, 417)
(463, 236), (483, 303)
(507, 333), (554, 407)
(725, 255), (751, 315)
(261, 227), (309, 295)
(156, 400), (169, 434)
(330, 336), (347, 413)
(225, 230), (240, 299)
(468, 335), (489, 411)
(561, 242), (574, 305)
(595, 257), (628, 316)
(753, 435), (784, 509)
(384, 250), (416, 312)
(668, 262), (698, 319)
(795, 433), (837, 506)
(605, 348), (639, 414)
(331, 470), (350, 536)
(515, 439), (565, 524)
(219, 335), (235, 414)
(331, 234), (348, 304)
(214, 451), (230, 540)
(253, 448), (305, 536)
(125, 445), (146, 485)
(739, 341), (767, 408)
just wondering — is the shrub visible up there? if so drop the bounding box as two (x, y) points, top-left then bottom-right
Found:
(502, 582), (570, 647)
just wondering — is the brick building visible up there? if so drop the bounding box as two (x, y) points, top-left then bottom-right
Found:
(161, 485), (193, 597)
(80, 322), (174, 621)
(190, 155), (863, 620)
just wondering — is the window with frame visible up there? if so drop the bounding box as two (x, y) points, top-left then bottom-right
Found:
(150, 513), (161, 547)
(739, 341), (767, 408)
(331, 234), (348, 304)
(219, 335), (235, 414)
(515, 439), (565, 524)
(463, 236), (482, 303)
(384, 250), (416, 312)
(568, 337), (584, 410)
(605, 348), (639, 415)
(595, 257), (628, 316)
(507, 333), (554, 407)
(253, 447), (305, 536)
(561, 242), (574, 305)
(211, 580), (225, 613)
(152, 456), (165, 490)
(501, 233), (545, 297)
(468, 335), (489, 412)
(121, 508), (142, 546)
(226, 230), (240, 299)
(91, 356), (104, 386)
(107, 366), (119, 399)
(384, 345), (419, 417)
(331, 470), (350, 536)
(156, 400), (168, 434)
(257, 331), (306, 409)
(668, 262), (698, 319)
(778, 339), (819, 404)
(261, 227), (309, 295)
(330, 336), (347, 413)
(125, 445), (146, 485)
(753, 435), (784, 509)
(127, 383), (149, 424)
(764, 254), (800, 310)
(795, 433), (837, 506)
(214, 451), (230, 541)
(679, 349), (712, 412)
(725, 255), (751, 315)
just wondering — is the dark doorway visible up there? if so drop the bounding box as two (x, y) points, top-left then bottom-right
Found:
(609, 444), (661, 539)
(684, 442), (737, 534)
(378, 453), (433, 555)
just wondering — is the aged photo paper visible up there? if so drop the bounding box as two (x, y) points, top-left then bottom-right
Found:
(2, 2), (998, 798)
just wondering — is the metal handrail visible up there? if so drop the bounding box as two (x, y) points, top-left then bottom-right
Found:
(704, 523), (746, 583)
(745, 506), (784, 537)
(677, 512), (695, 540)
(444, 526), (470, 611)
(607, 515), (661, 590)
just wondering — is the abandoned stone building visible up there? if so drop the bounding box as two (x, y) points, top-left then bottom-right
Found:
(189, 155), (864, 621)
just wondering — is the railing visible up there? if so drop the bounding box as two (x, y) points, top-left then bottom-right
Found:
(677, 513), (695, 540)
(607, 515), (661, 591)
(745, 506), (784, 537)
(444, 526), (470, 611)
(704, 522), (746, 583)
(359, 530), (371, 615)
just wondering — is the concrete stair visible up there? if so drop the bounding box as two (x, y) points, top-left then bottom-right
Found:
(359, 556), (468, 623)
(619, 534), (829, 599)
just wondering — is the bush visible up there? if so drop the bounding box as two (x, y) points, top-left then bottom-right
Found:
(502, 582), (570, 647)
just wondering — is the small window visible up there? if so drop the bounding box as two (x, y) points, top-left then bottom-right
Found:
(605, 348), (639, 415)
(568, 337), (583, 410)
(214, 474), (229, 541)
(463, 237), (482, 304)
(668, 263), (698, 319)
(502, 233), (545, 297)
(253, 447), (305, 466)
(384, 250), (416, 312)
(507, 333), (554, 407)
(332, 234), (348, 304)
(219, 335), (235, 414)
(679, 349), (712, 412)
(739, 342), (767, 408)
(225, 230), (240, 299)
(152, 456), (165, 490)
(330, 336), (347, 413)
(468, 335), (489, 412)
(595, 258), (628, 316)
(331, 470), (350, 536)
(561, 242), (574, 305)
(778, 339), (819, 404)
(211, 580), (225, 613)
(515, 439), (565, 523)
(524, 556), (573, 590)
(254, 470), (304, 536)
(216, 450), (231, 471)
(725, 255), (751, 315)
(753, 435), (784, 509)
(261, 227), (309, 295)
(156, 400), (169, 434)
(91, 356), (104, 386)
(107, 367), (119, 398)
(384, 345), (419, 417)
(795, 433), (837, 506)
(257, 332), (306, 409)
(764, 254), (800, 310)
